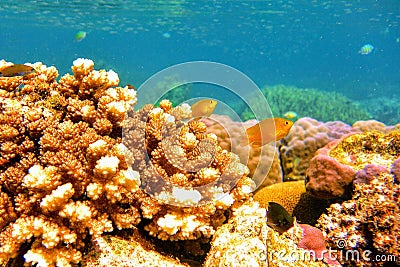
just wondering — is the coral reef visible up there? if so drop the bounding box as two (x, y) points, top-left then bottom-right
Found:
(205, 200), (331, 267)
(82, 231), (189, 267)
(306, 131), (400, 199)
(203, 115), (282, 188)
(359, 95), (400, 125)
(0, 59), (254, 266)
(280, 117), (357, 181)
(253, 181), (305, 215)
(204, 201), (268, 267)
(317, 170), (399, 266)
(253, 181), (330, 225)
(240, 84), (371, 124)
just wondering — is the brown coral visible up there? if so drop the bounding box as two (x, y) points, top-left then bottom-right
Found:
(253, 181), (306, 215)
(0, 59), (255, 266)
(123, 102), (255, 241)
(253, 181), (330, 225)
(317, 171), (399, 266)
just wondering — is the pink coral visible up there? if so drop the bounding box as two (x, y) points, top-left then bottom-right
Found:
(297, 223), (341, 266)
(354, 164), (389, 184)
(280, 117), (357, 181)
(305, 138), (357, 199)
(306, 131), (400, 199)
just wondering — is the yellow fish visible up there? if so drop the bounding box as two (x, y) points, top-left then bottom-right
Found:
(191, 99), (218, 119)
(0, 64), (36, 77)
(283, 111), (298, 119)
(242, 117), (294, 148)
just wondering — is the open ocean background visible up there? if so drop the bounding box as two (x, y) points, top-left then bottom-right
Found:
(1, 0), (399, 123)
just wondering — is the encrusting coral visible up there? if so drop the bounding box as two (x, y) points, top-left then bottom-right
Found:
(82, 230), (189, 267)
(205, 200), (332, 267)
(317, 169), (399, 266)
(204, 201), (269, 267)
(306, 131), (400, 199)
(0, 59), (254, 266)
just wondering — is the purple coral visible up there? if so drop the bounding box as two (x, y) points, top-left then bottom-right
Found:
(354, 164), (389, 184)
(391, 158), (400, 183)
(305, 139), (357, 199)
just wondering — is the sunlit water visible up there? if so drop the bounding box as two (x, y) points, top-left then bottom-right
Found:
(1, 0), (399, 122)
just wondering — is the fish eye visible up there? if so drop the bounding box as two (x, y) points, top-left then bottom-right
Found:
(285, 121), (289, 125)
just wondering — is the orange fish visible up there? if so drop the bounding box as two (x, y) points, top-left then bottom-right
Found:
(0, 64), (36, 77)
(191, 99), (218, 119)
(243, 118), (293, 148)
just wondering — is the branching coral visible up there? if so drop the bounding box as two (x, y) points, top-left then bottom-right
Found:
(123, 101), (255, 241)
(0, 59), (254, 266)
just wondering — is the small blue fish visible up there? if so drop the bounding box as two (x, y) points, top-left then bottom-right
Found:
(162, 32), (171, 39)
(358, 44), (374, 55)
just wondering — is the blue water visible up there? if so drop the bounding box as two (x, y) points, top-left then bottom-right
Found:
(1, 0), (399, 121)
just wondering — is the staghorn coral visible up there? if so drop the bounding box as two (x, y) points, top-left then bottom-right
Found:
(306, 131), (400, 199)
(240, 84), (371, 123)
(317, 170), (399, 266)
(359, 96), (400, 125)
(0, 59), (255, 266)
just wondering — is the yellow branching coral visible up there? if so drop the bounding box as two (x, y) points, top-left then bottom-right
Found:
(123, 100), (255, 241)
(0, 59), (255, 266)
